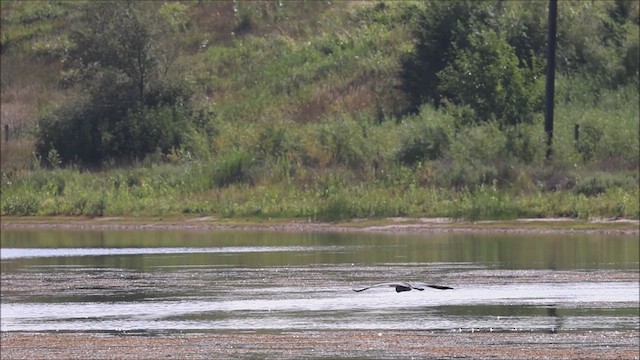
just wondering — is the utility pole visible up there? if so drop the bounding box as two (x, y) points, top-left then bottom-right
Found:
(545, 0), (558, 161)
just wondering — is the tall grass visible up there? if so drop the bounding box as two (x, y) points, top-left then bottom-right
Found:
(2, 161), (637, 220)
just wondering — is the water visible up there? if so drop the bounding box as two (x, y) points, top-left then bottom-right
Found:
(1, 229), (638, 334)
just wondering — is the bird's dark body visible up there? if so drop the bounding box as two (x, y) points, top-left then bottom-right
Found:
(394, 285), (412, 292)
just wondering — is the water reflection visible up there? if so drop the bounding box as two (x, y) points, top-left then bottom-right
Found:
(2, 230), (638, 270)
(1, 246), (339, 260)
(1, 229), (638, 333)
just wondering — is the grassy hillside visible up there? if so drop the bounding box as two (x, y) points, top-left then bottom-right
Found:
(1, 1), (638, 220)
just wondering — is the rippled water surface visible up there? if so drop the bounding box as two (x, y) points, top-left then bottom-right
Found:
(1, 229), (638, 333)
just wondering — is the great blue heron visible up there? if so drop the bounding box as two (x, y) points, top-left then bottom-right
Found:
(352, 281), (453, 293)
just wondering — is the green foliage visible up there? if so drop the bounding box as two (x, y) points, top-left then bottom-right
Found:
(87, 195), (107, 217)
(35, 2), (201, 167)
(555, 0), (639, 86)
(400, 0), (637, 119)
(446, 187), (518, 221)
(500, 1), (548, 71)
(46, 148), (61, 169)
(3, 2), (65, 25)
(502, 123), (544, 164)
(317, 196), (355, 222)
(1, 195), (40, 215)
(124, 105), (192, 159)
(554, 79), (639, 167)
(438, 29), (540, 126)
(214, 151), (255, 187)
(575, 122), (603, 163)
(399, 0), (495, 111)
(254, 120), (300, 161)
(574, 172), (638, 197)
(397, 115), (449, 165)
(36, 90), (199, 166)
(158, 2), (190, 33)
(308, 114), (372, 169)
(69, 2), (159, 103)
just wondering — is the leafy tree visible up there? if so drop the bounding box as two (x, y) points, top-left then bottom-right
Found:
(437, 29), (539, 127)
(399, 1), (541, 127)
(499, 1), (548, 71)
(554, 0), (638, 86)
(37, 1), (199, 167)
(399, 1), (496, 112)
(69, 1), (161, 104)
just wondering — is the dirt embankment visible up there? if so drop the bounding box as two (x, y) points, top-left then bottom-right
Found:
(1, 216), (638, 235)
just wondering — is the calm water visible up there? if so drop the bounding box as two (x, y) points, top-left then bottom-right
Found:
(1, 229), (638, 333)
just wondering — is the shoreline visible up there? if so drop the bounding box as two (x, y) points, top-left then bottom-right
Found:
(1, 216), (638, 235)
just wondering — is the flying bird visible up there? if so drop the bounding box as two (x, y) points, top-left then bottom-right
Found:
(352, 281), (453, 293)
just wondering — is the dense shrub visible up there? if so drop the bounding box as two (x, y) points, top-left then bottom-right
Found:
(1, 195), (40, 215)
(574, 173), (637, 197)
(213, 151), (255, 187)
(36, 89), (196, 167)
(575, 122), (603, 163)
(307, 115), (371, 169)
(438, 29), (540, 126)
(397, 121), (449, 165)
(399, 1), (495, 111)
(34, 2), (202, 167)
(556, 0), (639, 86)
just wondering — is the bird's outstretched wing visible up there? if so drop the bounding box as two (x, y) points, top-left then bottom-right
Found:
(352, 282), (412, 292)
(413, 283), (454, 290)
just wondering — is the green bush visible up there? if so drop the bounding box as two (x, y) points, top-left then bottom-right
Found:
(503, 123), (544, 164)
(575, 122), (603, 163)
(34, 1), (202, 168)
(555, 1), (639, 87)
(446, 187), (517, 221)
(317, 196), (354, 222)
(254, 120), (300, 160)
(438, 29), (539, 126)
(574, 173), (637, 197)
(36, 86), (197, 167)
(310, 115), (371, 169)
(399, 1), (495, 111)
(214, 151), (255, 187)
(397, 120), (449, 165)
(87, 196), (107, 217)
(69, 197), (88, 215)
(1, 195), (40, 215)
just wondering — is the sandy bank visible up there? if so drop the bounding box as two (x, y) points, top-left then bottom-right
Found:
(1, 216), (638, 235)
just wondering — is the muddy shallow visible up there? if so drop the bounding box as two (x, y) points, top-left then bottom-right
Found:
(2, 266), (638, 359)
(2, 329), (639, 360)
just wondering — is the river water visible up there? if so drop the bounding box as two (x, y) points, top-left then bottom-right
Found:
(1, 229), (638, 334)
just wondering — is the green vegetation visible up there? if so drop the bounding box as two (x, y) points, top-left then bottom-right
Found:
(1, 1), (638, 221)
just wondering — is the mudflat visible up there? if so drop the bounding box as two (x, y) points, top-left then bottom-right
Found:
(2, 330), (639, 359)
